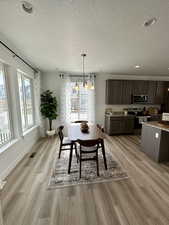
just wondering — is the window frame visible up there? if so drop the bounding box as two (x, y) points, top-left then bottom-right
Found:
(17, 71), (35, 132)
(0, 63), (14, 147)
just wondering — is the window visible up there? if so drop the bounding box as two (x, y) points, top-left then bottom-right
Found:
(18, 71), (34, 131)
(0, 63), (13, 146)
(70, 82), (89, 122)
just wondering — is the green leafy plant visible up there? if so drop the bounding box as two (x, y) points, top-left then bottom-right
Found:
(40, 90), (58, 131)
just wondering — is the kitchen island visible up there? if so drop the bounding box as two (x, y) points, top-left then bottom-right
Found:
(141, 121), (169, 162)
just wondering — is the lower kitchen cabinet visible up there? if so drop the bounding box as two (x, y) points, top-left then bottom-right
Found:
(105, 115), (135, 135)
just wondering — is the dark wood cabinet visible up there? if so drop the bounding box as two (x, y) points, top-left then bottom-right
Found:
(132, 80), (149, 95)
(106, 80), (123, 104)
(147, 81), (157, 104)
(155, 81), (165, 104)
(121, 80), (132, 104)
(105, 115), (135, 135)
(163, 82), (169, 112)
(106, 79), (168, 105)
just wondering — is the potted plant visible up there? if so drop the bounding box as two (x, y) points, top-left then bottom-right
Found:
(40, 90), (58, 136)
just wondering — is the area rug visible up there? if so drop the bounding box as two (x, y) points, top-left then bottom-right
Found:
(48, 144), (128, 189)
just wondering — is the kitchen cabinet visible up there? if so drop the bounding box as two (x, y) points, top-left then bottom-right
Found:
(163, 82), (169, 112)
(105, 115), (135, 135)
(106, 80), (132, 104)
(147, 81), (157, 104)
(132, 80), (149, 95)
(106, 80), (123, 104)
(121, 80), (132, 104)
(141, 123), (169, 162)
(106, 79), (169, 105)
(155, 81), (165, 104)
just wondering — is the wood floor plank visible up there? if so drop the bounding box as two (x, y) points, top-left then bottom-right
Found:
(2, 135), (169, 225)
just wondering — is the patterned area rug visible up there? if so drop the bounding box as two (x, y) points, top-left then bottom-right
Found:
(48, 144), (128, 189)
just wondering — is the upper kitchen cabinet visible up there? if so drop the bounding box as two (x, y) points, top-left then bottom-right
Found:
(106, 80), (123, 104)
(155, 81), (165, 104)
(121, 80), (133, 104)
(105, 79), (168, 105)
(147, 81), (157, 104)
(132, 80), (149, 95)
(106, 80), (132, 104)
(163, 82), (169, 112)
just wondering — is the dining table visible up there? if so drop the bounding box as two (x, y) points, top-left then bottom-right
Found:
(67, 123), (108, 174)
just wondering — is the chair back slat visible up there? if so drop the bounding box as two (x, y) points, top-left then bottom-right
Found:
(77, 139), (101, 147)
(73, 120), (88, 124)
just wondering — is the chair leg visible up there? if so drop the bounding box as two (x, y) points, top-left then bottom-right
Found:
(79, 154), (82, 179)
(96, 150), (99, 176)
(74, 144), (79, 163)
(58, 144), (62, 159)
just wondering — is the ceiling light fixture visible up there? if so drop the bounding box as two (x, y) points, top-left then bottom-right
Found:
(135, 65), (141, 69)
(144, 17), (157, 27)
(81, 53), (87, 87)
(21, 1), (33, 14)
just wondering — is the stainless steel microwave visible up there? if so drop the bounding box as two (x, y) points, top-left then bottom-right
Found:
(133, 95), (148, 104)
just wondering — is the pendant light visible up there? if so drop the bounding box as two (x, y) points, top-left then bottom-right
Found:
(81, 53), (87, 87)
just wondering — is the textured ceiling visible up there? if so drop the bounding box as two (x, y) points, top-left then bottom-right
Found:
(0, 0), (169, 75)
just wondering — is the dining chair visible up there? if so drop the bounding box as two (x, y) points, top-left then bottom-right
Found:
(77, 139), (101, 178)
(58, 126), (78, 161)
(96, 124), (108, 170)
(97, 124), (104, 133)
(73, 120), (88, 123)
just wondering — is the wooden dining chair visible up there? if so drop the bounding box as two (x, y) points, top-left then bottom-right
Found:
(97, 124), (104, 133)
(73, 120), (88, 123)
(77, 139), (101, 178)
(58, 126), (78, 161)
(96, 124), (108, 170)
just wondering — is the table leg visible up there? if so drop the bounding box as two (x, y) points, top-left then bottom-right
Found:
(101, 139), (108, 170)
(68, 142), (73, 174)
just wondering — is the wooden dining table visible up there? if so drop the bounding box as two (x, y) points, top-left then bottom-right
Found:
(67, 123), (108, 174)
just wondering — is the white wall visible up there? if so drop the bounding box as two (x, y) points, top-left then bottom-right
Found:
(42, 71), (169, 128)
(0, 34), (41, 180)
(41, 71), (61, 131)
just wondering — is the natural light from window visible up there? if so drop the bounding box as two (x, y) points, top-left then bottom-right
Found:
(18, 72), (34, 131)
(0, 64), (12, 146)
(70, 82), (88, 122)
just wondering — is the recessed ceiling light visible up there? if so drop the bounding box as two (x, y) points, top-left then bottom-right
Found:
(135, 65), (141, 69)
(21, 1), (33, 14)
(144, 17), (157, 27)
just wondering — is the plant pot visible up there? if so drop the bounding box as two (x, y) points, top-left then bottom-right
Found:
(46, 130), (55, 136)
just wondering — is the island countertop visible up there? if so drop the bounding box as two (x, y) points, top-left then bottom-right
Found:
(142, 121), (169, 132)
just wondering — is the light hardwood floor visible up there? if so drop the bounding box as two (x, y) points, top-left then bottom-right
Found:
(2, 135), (169, 225)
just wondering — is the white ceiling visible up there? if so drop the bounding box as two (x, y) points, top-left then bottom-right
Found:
(0, 0), (169, 75)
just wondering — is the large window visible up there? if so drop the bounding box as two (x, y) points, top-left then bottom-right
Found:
(18, 71), (34, 131)
(70, 82), (89, 122)
(0, 63), (13, 146)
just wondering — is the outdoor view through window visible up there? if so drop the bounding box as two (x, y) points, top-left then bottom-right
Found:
(0, 64), (12, 146)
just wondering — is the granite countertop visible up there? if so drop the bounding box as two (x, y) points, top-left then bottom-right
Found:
(105, 114), (135, 118)
(142, 121), (169, 132)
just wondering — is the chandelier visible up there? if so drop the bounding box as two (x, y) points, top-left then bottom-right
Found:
(74, 53), (94, 91)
